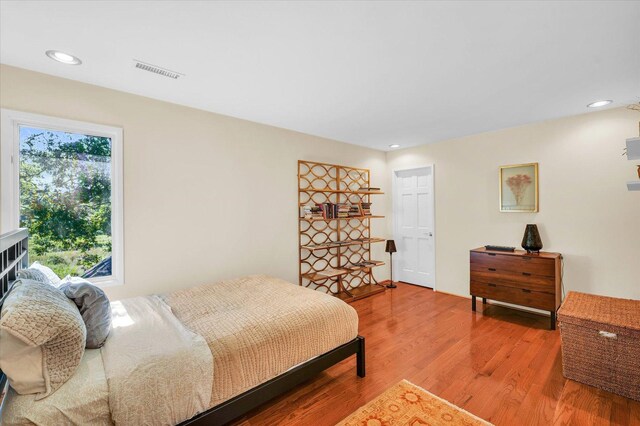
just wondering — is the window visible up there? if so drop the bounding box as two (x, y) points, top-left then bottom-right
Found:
(1, 110), (123, 286)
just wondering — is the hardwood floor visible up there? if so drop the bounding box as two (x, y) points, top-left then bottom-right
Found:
(236, 283), (640, 426)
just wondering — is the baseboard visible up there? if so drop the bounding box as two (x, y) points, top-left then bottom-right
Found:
(379, 280), (434, 290)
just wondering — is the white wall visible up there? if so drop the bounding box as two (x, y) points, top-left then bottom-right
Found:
(2, 64), (638, 302)
(387, 107), (640, 300)
(0, 65), (390, 300)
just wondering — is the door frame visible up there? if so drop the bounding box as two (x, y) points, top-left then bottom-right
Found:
(391, 164), (436, 290)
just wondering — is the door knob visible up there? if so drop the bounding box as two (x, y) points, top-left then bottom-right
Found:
(424, 232), (433, 236)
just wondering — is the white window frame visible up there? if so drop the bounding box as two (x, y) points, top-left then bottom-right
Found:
(1, 109), (124, 287)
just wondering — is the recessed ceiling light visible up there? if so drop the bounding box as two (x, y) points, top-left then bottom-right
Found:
(587, 100), (612, 108)
(45, 50), (82, 65)
(389, 144), (400, 148)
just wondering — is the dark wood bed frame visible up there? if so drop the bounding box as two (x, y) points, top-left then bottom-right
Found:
(181, 336), (365, 425)
(0, 229), (366, 425)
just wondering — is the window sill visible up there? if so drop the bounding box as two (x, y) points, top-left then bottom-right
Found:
(87, 276), (124, 288)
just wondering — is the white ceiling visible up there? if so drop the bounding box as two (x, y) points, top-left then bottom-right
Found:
(1, 1), (639, 151)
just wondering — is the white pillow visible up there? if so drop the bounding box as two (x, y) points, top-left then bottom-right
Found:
(27, 262), (62, 287)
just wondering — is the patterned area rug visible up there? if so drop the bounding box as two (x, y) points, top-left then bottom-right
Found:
(337, 380), (493, 426)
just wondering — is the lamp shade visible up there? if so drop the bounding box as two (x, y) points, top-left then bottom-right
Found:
(385, 240), (397, 253)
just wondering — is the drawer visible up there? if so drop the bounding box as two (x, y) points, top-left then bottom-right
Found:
(470, 252), (555, 277)
(470, 280), (556, 310)
(470, 267), (556, 293)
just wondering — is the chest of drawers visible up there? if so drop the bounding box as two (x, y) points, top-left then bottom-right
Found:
(470, 247), (562, 329)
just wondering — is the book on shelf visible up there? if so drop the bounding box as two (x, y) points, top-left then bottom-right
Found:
(348, 204), (362, 217)
(302, 205), (324, 219)
(337, 203), (350, 218)
(302, 202), (372, 219)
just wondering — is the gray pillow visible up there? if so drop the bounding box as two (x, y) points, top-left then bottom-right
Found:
(60, 277), (111, 349)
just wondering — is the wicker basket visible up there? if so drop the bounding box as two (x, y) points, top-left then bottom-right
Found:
(558, 291), (640, 401)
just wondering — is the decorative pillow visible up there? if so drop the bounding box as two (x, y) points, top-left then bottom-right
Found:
(16, 268), (50, 285)
(0, 279), (86, 399)
(16, 262), (62, 287)
(60, 277), (112, 349)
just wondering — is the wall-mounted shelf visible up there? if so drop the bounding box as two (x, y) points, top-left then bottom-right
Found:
(627, 181), (640, 191)
(625, 137), (639, 191)
(626, 137), (640, 160)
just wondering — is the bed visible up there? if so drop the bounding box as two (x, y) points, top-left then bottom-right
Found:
(0, 229), (365, 425)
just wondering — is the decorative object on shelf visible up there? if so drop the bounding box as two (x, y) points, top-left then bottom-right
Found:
(521, 224), (543, 253)
(499, 163), (539, 212)
(298, 160), (386, 302)
(637, 165), (640, 179)
(385, 240), (397, 288)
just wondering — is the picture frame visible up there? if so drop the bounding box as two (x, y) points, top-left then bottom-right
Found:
(499, 163), (538, 212)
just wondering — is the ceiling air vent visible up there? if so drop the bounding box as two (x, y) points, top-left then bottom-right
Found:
(134, 60), (184, 79)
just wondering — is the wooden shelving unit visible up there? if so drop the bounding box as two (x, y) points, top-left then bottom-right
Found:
(298, 160), (386, 302)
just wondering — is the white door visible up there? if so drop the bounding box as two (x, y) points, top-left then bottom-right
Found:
(393, 166), (435, 288)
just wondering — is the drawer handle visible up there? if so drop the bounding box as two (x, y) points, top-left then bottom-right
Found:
(522, 272), (531, 276)
(488, 283), (497, 287)
(522, 289), (532, 293)
(487, 253), (496, 256)
(488, 268), (496, 271)
(599, 331), (617, 339)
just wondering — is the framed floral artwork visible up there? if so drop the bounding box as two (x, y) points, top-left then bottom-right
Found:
(499, 163), (538, 212)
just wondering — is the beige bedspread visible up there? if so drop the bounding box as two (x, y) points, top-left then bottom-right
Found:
(1, 275), (358, 425)
(163, 274), (359, 406)
(101, 295), (213, 426)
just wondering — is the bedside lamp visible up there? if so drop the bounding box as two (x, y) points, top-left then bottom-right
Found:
(385, 240), (397, 288)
